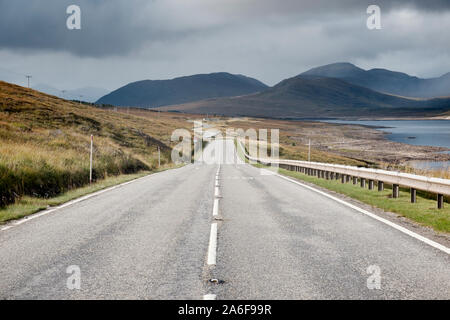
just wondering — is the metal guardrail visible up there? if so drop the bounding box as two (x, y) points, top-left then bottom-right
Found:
(238, 139), (449, 209)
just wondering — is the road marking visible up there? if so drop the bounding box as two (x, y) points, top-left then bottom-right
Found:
(214, 186), (220, 198)
(262, 168), (450, 255)
(213, 198), (219, 216)
(203, 294), (217, 300)
(207, 223), (218, 265)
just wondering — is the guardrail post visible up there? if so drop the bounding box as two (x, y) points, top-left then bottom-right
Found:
(369, 180), (374, 190)
(378, 181), (384, 191)
(353, 176), (357, 185)
(326, 171), (330, 180)
(393, 184), (399, 198)
(438, 194), (444, 209)
(335, 173), (340, 180)
(341, 175), (345, 183)
(360, 178), (366, 188)
(411, 188), (416, 203)
(346, 175), (350, 183)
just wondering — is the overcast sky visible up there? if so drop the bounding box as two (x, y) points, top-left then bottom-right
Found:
(1, 0), (450, 91)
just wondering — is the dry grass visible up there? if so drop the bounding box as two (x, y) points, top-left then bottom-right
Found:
(0, 81), (194, 206)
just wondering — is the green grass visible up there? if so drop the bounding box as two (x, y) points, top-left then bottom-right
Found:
(236, 139), (450, 233)
(263, 165), (450, 233)
(0, 170), (152, 223)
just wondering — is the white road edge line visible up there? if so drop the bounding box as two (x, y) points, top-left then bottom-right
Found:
(261, 168), (450, 255)
(207, 223), (218, 265)
(0, 168), (178, 232)
(203, 294), (217, 300)
(214, 186), (220, 198)
(213, 198), (219, 216)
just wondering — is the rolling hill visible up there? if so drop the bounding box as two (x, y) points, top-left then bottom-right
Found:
(301, 62), (450, 98)
(0, 80), (192, 207)
(159, 75), (450, 118)
(96, 72), (268, 108)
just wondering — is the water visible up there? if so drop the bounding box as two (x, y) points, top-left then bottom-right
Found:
(321, 120), (450, 170)
(408, 160), (449, 170)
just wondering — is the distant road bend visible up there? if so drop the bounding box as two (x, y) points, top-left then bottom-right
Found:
(0, 139), (449, 299)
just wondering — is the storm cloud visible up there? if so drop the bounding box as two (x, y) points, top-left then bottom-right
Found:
(0, 0), (449, 90)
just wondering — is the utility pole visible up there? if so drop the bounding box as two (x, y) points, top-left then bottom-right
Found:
(79, 95), (83, 105)
(25, 75), (32, 88)
(158, 146), (161, 168)
(308, 139), (311, 162)
(89, 135), (93, 184)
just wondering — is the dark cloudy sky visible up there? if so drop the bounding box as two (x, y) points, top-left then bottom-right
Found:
(1, 0), (450, 91)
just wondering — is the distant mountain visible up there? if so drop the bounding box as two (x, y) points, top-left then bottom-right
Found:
(159, 75), (450, 118)
(301, 62), (450, 98)
(33, 84), (109, 103)
(96, 72), (268, 108)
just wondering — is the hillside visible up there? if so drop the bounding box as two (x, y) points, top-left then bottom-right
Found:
(0, 81), (191, 207)
(301, 62), (450, 98)
(159, 76), (450, 118)
(96, 72), (268, 108)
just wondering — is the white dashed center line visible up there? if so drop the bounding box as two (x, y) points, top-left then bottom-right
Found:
(207, 223), (218, 265)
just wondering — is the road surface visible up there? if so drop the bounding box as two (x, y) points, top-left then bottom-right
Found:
(0, 139), (449, 299)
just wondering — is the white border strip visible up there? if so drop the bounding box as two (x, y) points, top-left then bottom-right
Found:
(263, 168), (450, 255)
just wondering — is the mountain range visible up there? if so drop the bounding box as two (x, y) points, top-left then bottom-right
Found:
(301, 62), (450, 98)
(96, 72), (268, 107)
(0, 68), (109, 103)
(159, 75), (450, 118)
(33, 84), (109, 103)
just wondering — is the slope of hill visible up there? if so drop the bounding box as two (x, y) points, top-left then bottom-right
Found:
(159, 76), (450, 118)
(96, 72), (268, 108)
(0, 81), (190, 207)
(301, 62), (450, 98)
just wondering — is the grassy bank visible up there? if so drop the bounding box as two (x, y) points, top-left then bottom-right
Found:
(0, 170), (152, 223)
(261, 165), (450, 233)
(236, 139), (450, 233)
(0, 81), (193, 207)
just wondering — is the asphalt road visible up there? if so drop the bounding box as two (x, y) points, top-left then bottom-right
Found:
(0, 139), (449, 299)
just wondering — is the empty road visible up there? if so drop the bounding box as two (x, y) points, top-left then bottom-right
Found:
(0, 139), (449, 299)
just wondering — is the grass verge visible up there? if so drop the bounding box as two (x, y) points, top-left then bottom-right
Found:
(236, 139), (450, 233)
(0, 166), (180, 224)
(258, 164), (450, 233)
